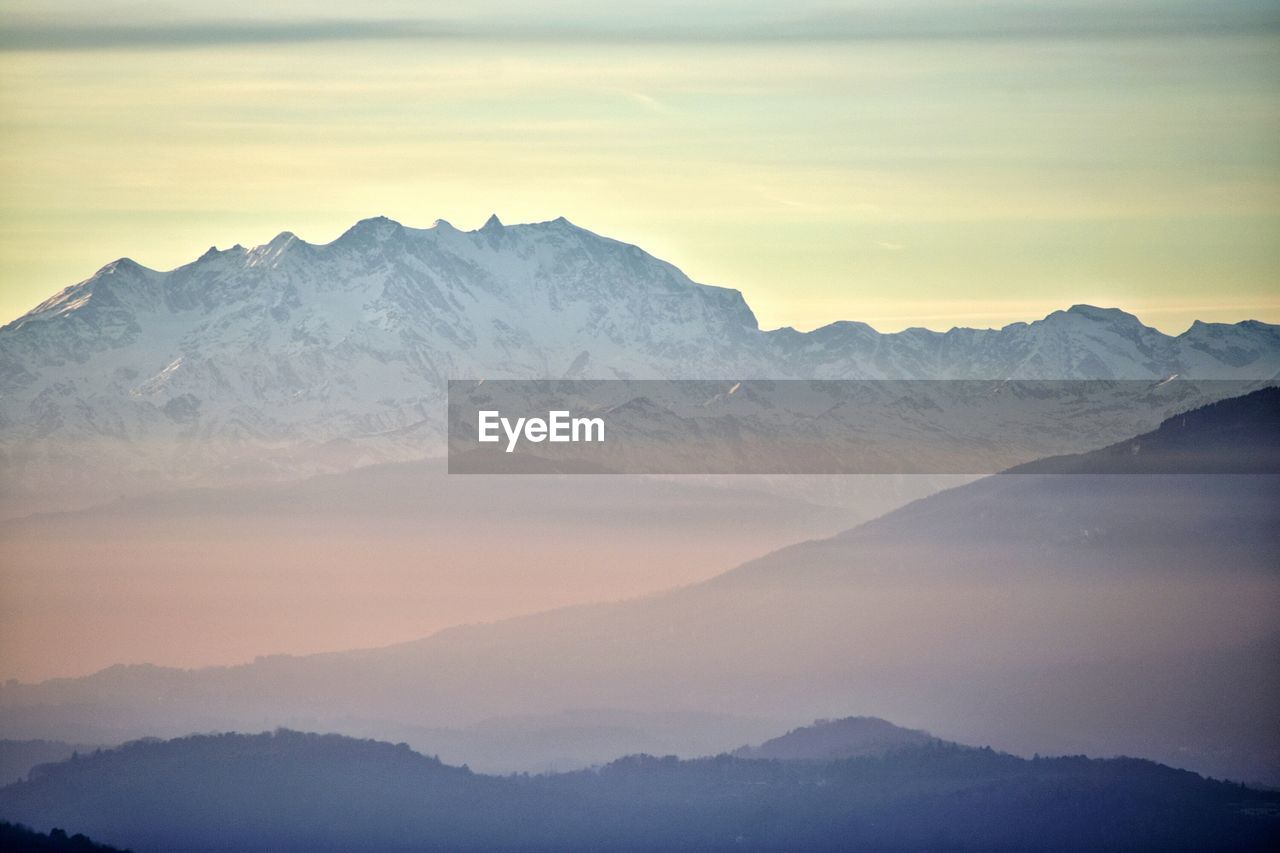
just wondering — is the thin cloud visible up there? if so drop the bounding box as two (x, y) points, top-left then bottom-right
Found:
(621, 91), (666, 113)
(0, 19), (462, 51)
(2, 2), (1277, 52)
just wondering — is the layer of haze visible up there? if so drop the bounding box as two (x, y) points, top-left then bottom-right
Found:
(1, 1), (1278, 333)
(0, 468), (890, 681)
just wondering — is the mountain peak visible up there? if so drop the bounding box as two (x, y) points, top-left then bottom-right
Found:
(734, 716), (940, 760)
(97, 257), (149, 276)
(480, 213), (503, 232)
(808, 319), (879, 338)
(245, 231), (303, 267)
(338, 215), (404, 244)
(1062, 304), (1144, 326)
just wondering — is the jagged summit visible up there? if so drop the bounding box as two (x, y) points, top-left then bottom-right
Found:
(97, 256), (152, 275)
(4, 216), (1275, 356)
(337, 214), (404, 244)
(271, 214), (592, 254)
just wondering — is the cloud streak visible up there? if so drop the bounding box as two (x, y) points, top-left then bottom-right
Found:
(0, 19), (459, 51)
(3, 2), (1277, 52)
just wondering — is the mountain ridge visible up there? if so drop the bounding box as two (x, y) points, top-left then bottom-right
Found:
(10, 223), (1271, 341)
(2, 215), (1277, 517)
(2, 728), (1276, 852)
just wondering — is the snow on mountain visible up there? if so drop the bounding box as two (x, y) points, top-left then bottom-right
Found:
(0, 215), (1277, 510)
(775, 304), (1280, 380)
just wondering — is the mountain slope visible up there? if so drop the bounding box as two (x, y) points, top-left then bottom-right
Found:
(0, 730), (1275, 852)
(2, 215), (1277, 513)
(3, 390), (1276, 782)
(718, 386), (1280, 587)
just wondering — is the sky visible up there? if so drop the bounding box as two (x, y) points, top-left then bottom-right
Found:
(0, 1), (1277, 333)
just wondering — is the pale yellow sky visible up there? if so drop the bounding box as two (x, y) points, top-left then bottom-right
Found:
(1, 2), (1278, 333)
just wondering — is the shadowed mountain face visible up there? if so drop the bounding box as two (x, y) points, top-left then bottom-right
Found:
(2, 391), (1276, 783)
(1, 215), (1277, 516)
(1010, 385), (1280, 475)
(733, 717), (938, 760)
(1, 730), (1277, 853)
(722, 388), (1280, 588)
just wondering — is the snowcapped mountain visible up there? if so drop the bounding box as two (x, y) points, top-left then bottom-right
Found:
(1, 215), (1277, 510)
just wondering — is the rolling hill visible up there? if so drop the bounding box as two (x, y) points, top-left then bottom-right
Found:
(1, 729), (1276, 852)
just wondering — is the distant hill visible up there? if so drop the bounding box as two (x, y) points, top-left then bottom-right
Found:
(0, 730), (1276, 852)
(1, 731), (503, 852)
(0, 741), (100, 786)
(733, 716), (938, 760)
(0, 821), (129, 852)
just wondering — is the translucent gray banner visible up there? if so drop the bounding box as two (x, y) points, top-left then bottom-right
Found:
(447, 380), (1278, 474)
